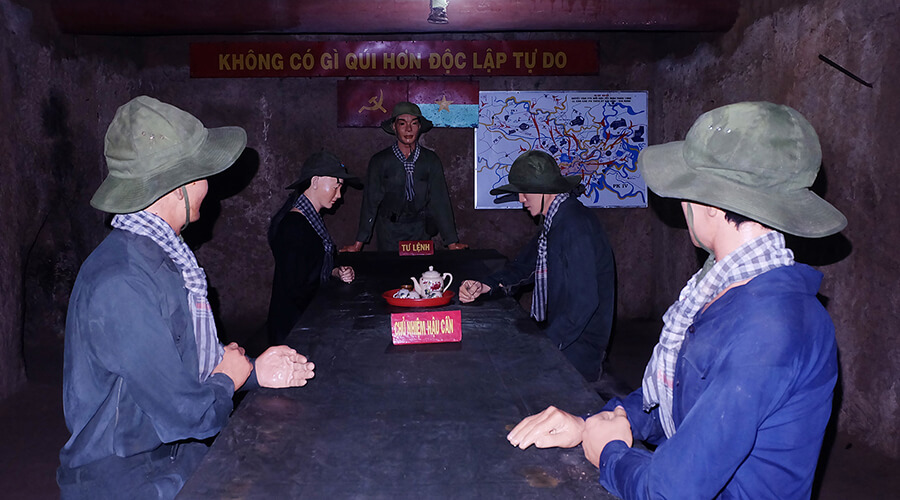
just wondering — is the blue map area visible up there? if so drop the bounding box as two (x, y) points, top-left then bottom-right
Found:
(475, 91), (648, 209)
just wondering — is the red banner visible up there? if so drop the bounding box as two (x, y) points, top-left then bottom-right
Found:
(391, 310), (462, 345)
(190, 40), (598, 78)
(337, 80), (407, 128)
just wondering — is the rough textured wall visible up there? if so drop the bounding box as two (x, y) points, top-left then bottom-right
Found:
(1, 0), (897, 458)
(0, 1), (114, 394)
(616, 0), (900, 457)
(1, 2), (151, 396)
(0, 0), (30, 397)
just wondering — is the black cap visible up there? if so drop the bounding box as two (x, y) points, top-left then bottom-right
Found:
(286, 150), (362, 190)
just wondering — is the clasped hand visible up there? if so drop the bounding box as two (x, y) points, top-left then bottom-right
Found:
(506, 405), (633, 468)
(459, 280), (490, 303)
(332, 266), (355, 283)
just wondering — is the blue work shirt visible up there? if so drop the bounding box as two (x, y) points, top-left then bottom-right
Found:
(59, 230), (235, 475)
(599, 264), (837, 499)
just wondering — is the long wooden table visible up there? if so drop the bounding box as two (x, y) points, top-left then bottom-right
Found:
(180, 250), (614, 498)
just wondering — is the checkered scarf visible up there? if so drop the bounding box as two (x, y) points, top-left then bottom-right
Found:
(532, 193), (570, 322)
(292, 193), (334, 283)
(111, 212), (224, 382)
(392, 143), (420, 202)
(641, 231), (794, 437)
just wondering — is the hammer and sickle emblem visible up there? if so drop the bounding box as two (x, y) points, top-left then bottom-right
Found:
(358, 89), (387, 114)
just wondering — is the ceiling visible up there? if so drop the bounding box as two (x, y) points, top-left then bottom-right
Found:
(51, 0), (739, 36)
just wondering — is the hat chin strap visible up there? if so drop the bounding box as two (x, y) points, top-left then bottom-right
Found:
(180, 186), (191, 235)
(684, 202), (716, 280)
(536, 194), (547, 225)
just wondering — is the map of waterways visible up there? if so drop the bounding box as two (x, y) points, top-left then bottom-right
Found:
(475, 91), (648, 208)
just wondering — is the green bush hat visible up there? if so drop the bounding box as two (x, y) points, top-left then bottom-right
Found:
(91, 95), (248, 213)
(286, 150), (362, 190)
(638, 101), (847, 238)
(490, 150), (582, 196)
(380, 101), (434, 135)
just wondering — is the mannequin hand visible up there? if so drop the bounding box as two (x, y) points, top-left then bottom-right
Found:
(332, 266), (355, 283)
(340, 241), (363, 253)
(459, 280), (490, 303)
(507, 405), (585, 450)
(212, 342), (252, 391)
(583, 406), (633, 467)
(255, 346), (316, 388)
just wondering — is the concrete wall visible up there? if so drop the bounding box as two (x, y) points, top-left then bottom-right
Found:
(628, 0), (900, 457)
(1, 0), (897, 457)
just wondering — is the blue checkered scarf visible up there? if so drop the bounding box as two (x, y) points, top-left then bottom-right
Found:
(531, 193), (570, 322)
(293, 194), (335, 283)
(112, 212), (224, 382)
(641, 231), (794, 437)
(392, 143), (420, 202)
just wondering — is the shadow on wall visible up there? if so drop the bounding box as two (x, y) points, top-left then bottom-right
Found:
(183, 147), (260, 344)
(785, 164), (852, 267)
(812, 348), (845, 500)
(21, 90), (82, 382)
(184, 147), (260, 249)
(648, 191), (687, 231)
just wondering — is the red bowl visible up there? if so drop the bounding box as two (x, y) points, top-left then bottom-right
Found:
(382, 289), (455, 308)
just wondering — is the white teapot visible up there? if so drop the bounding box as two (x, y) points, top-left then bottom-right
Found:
(411, 266), (453, 298)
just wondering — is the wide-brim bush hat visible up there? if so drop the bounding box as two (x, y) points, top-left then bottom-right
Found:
(380, 101), (434, 135)
(490, 150), (582, 196)
(286, 150), (362, 190)
(91, 95), (247, 213)
(638, 101), (846, 237)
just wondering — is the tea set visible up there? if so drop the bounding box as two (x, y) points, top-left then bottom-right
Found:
(392, 266), (453, 300)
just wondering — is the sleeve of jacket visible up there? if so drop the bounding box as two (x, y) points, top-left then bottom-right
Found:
(481, 232), (539, 295)
(425, 154), (459, 244)
(88, 272), (235, 444)
(602, 389), (668, 446)
(356, 154), (385, 243)
(596, 319), (801, 500)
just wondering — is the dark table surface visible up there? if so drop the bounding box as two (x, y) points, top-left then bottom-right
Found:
(180, 250), (615, 499)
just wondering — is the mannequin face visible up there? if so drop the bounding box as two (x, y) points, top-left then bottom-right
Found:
(309, 176), (343, 211)
(681, 201), (720, 249)
(392, 114), (421, 149)
(183, 179), (209, 223)
(519, 192), (550, 217)
(146, 179), (209, 234)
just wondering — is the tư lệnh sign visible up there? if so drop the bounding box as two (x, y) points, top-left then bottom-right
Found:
(399, 240), (434, 256)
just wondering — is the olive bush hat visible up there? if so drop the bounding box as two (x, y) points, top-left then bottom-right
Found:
(380, 101), (434, 135)
(490, 150), (582, 196)
(286, 150), (362, 190)
(638, 101), (846, 237)
(91, 95), (248, 213)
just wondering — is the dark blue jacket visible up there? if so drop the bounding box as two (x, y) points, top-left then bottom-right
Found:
(482, 196), (615, 379)
(59, 230), (235, 492)
(599, 264), (837, 499)
(267, 211), (329, 345)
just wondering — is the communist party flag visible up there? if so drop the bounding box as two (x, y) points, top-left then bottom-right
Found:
(338, 80), (479, 128)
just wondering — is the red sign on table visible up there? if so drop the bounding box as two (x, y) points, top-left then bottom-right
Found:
(391, 310), (462, 345)
(398, 240), (434, 256)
